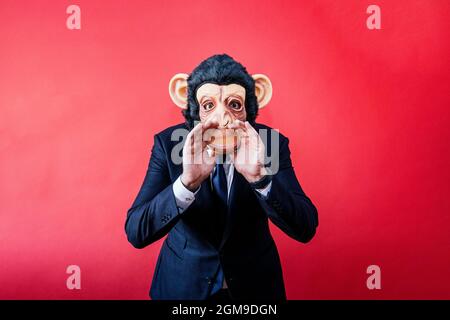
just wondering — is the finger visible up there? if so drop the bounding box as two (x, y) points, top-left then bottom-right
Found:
(186, 122), (204, 147)
(192, 127), (209, 160)
(190, 121), (204, 135)
(202, 127), (216, 144)
(194, 125), (211, 152)
(201, 119), (220, 145)
(183, 132), (195, 164)
(229, 149), (236, 163)
(235, 127), (248, 140)
(245, 122), (261, 147)
(230, 120), (248, 141)
(228, 119), (246, 130)
(202, 118), (220, 131)
(244, 121), (258, 136)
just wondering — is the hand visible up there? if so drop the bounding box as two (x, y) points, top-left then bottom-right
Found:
(180, 120), (219, 191)
(228, 120), (267, 183)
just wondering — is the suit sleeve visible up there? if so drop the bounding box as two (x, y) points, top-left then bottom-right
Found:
(256, 136), (319, 243)
(125, 134), (181, 249)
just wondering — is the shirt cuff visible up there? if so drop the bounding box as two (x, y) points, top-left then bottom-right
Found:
(255, 181), (272, 199)
(172, 175), (200, 213)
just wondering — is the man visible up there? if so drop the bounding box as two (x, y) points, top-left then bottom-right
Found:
(125, 54), (318, 300)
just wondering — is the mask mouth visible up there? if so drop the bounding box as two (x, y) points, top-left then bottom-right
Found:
(206, 128), (241, 155)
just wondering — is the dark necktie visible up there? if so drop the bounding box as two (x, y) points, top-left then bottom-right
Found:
(210, 159), (228, 293)
(212, 163), (228, 205)
(211, 160), (228, 246)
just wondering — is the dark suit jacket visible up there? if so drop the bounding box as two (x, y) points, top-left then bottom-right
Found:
(125, 123), (318, 300)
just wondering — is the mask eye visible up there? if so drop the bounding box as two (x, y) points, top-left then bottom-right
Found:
(203, 102), (214, 111)
(229, 100), (242, 110)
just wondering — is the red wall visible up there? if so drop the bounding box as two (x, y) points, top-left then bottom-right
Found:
(1, 0), (449, 299)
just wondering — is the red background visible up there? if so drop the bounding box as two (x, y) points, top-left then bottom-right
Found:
(1, 0), (449, 299)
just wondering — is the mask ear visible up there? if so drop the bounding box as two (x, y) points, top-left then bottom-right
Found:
(169, 73), (189, 109)
(252, 74), (273, 109)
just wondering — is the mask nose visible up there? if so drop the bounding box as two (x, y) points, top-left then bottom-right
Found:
(221, 117), (231, 128)
(217, 104), (232, 128)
